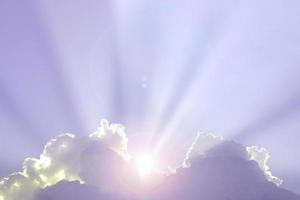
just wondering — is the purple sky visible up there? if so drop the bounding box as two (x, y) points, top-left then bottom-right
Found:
(0, 0), (300, 194)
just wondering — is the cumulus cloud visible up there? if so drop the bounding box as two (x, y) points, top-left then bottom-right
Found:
(0, 121), (298, 200)
(183, 133), (282, 186)
(0, 119), (129, 200)
(150, 134), (298, 200)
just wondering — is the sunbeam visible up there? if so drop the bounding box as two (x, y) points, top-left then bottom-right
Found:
(1, 0), (300, 196)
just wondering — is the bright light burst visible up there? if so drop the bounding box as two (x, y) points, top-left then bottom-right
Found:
(136, 155), (155, 178)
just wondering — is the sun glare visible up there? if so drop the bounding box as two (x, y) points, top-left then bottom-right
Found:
(136, 155), (155, 178)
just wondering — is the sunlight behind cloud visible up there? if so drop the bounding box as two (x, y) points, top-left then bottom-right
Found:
(136, 155), (155, 178)
(0, 120), (285, 200)
(0, 119), (129, 200)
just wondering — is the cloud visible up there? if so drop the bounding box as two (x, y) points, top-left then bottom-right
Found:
(246, 146), (283, 186)
(183, 133), (224, 167)
(34, 180), (136, 200)
(0, 119), (129, 200)
(150, 134), (298, 200)
(0, 121), (298, 200)
(184, 133), (282, 186)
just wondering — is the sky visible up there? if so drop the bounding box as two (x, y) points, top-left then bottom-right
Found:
(0, 0), (300, 196)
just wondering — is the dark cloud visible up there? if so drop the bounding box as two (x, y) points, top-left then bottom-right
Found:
(1, 121), (300, 200)
(0, 120), (130, 200)
(34, 134), (300, 200)
(79, 141), (129, 192)
(151, 143), (300, 200)
(34, 181), (136, 200)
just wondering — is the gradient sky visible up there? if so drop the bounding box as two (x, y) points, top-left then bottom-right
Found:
(0, 0), (300, 194)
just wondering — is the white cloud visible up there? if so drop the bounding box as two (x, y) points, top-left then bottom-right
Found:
(183, 132), (223, 167)
(0, 119), (129, 200)
(183, 133), (282, 186)
(246, 146), (283, 186)
(0, 121), (287, 200)
(32, 132), (294, 200)
(88, 119), (129, 159)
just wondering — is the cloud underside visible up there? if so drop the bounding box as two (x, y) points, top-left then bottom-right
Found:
(0, 120), (295, 200)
